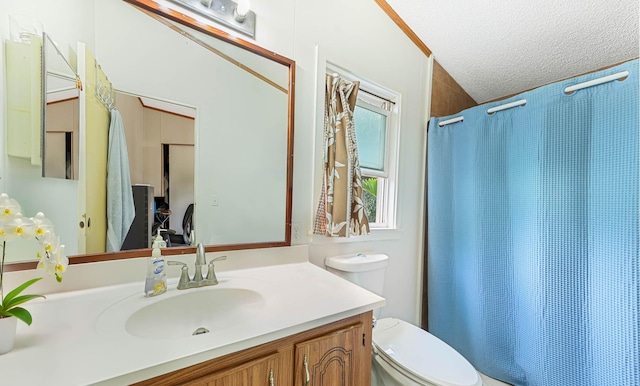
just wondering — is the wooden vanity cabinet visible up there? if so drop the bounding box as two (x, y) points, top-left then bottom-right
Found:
(182, 350), (292, 386)
(133, 311), (372, 386)
(294, 321), (370, 386)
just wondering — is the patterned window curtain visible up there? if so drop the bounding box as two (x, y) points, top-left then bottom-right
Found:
(314, 74), (370, 237)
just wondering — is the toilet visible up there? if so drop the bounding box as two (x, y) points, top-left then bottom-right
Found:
(325, 253), (483, 386)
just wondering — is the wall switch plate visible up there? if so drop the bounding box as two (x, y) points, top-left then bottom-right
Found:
(292, 223), (301, 242)
(211, 195), (219, 206)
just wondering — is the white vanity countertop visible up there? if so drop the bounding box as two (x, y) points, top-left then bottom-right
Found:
(0, 259), (385, 385)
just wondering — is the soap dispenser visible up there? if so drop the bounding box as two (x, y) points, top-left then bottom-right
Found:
(145, 230), (167, 297)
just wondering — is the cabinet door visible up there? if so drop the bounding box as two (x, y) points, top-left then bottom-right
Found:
(183, 351), (291, 386)
(294, 322), (370, 386)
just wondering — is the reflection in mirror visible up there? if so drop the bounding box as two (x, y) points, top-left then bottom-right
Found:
(115, 91), (195, 250)
(144, 12), (290, 247)
(42, 32), (81, 180)
(3, 0), (294, 270)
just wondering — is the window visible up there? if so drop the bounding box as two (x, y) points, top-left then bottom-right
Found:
(323, 64), (400, 231)
(353, 89), (397, 228)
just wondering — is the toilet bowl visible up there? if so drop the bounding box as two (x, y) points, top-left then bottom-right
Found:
(372, 317), (482, 386)
(324, 253), (483, 386)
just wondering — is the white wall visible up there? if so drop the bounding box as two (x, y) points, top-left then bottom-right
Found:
(232, 0), (432, 323)
(287, 0), (431, 324)
(0, 0), (431, 324)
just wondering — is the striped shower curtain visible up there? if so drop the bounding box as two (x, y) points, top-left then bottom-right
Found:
(427, 59), (639, 386)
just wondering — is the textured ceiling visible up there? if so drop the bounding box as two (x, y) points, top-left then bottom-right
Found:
(385, 0), (640, 103)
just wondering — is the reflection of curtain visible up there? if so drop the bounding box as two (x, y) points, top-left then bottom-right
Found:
(427, 60), (639, 386)
(314, 74), (370, 237)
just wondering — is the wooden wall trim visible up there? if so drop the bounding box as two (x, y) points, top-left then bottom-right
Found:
(374, 0), (432, 57)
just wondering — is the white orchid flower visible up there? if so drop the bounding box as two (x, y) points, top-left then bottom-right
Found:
(0, 193), (68, 327)
(37, 254), (56, 277)
(54, 245), (68, 282)
(37, 242), (68, 283)
(36, 231), (59, 260)
(0, 194), (22, 242)
(0, 222), (10, 242)
(32, 212), (54, 238)
(0, 213), (35, 242)
(0, 193), (22, 220)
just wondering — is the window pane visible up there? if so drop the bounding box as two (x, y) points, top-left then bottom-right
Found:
(362, 176), (378, 222)
(354, 106), (386, 171)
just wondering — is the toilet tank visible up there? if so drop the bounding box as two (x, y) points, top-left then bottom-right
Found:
(324, 253), (389, 297)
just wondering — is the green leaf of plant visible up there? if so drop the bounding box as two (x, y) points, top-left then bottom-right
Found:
(5, 307), (33, 326)
(362, 177), (377, 196)
(3, 294), (45, 311)
(2, 278), (43, 306)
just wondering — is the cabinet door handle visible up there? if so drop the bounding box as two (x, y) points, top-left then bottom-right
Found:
(269, 368), (275, 386)
(303, 354), (310, 385)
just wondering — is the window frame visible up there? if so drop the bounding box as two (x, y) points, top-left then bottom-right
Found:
(355, 99), (390, 178)
(328, 68), (399, 230)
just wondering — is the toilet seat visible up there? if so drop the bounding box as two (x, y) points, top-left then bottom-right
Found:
(372, 318), (482, 386)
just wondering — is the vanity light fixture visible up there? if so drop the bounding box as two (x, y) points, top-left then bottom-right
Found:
(234, 0), (250, 22)
(168, 0), (256, 39)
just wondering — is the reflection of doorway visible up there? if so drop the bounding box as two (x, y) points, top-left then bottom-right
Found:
(44, 132), (73, 179)
(45, 97), (79, 179)
(152, 144), (194, 247)
(164, 144), (194, 245)
(116, 91), (195, 248)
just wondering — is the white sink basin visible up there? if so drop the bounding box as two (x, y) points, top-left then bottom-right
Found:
(96, 280), (267, 340)
(127, 288), (264, 339)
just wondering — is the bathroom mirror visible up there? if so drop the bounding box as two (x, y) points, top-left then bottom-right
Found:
(3, 0), (295, 270)
(42, 32), (81, 180)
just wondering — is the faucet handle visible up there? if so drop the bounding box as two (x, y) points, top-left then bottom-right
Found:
(205, 255), (227, 284)
(168, 261), (191, 290)
(211, 255), (227, 263)
(205, 262), (219, 285)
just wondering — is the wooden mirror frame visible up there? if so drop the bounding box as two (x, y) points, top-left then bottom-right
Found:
(6, 0), (295, 272)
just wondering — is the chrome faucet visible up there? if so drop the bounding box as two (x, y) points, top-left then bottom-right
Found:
(167, 243), (226, 290)
(193, 243), (207, 282)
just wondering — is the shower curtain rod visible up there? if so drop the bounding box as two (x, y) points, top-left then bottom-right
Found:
(487, 99), (526, 114)
(438, 116), (464, 127)
(564, 71), (629, 94)
(437, 99), (527, 127)
(437, 70), (631, 128)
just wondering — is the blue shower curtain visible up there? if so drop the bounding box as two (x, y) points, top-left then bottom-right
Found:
(427, 59), (639, 386)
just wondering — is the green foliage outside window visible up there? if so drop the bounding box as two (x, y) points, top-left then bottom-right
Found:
(362, 177), (377, 221)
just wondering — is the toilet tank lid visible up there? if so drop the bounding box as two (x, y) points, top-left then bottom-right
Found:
(324, 253), (389, 272)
